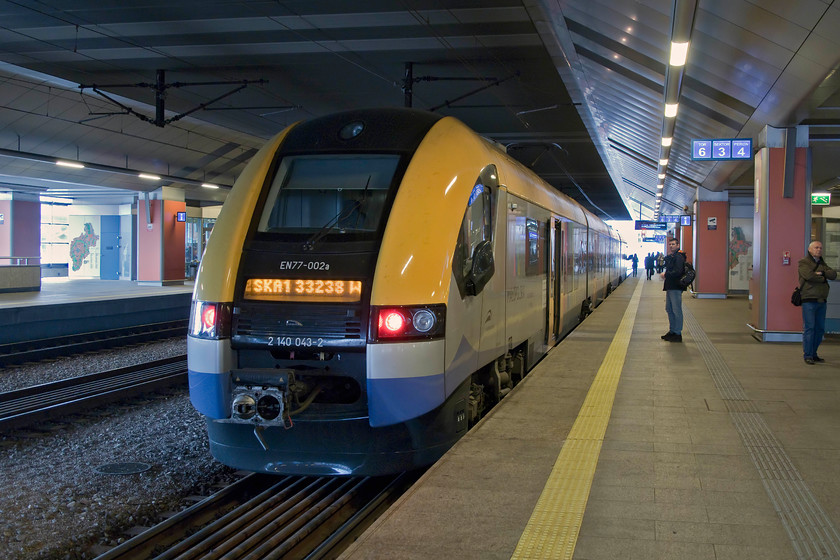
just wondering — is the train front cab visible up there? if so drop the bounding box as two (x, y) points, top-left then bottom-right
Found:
(187, 109), (621, 476)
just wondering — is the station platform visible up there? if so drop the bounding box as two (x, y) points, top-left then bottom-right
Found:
(0, 278), (193, 344)
(341, 276), (840, 560)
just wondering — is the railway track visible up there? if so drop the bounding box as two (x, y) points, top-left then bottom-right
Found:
(0, 320), (188, 367)
(0, 355), (187, 432)
(92, 470), (419, 560)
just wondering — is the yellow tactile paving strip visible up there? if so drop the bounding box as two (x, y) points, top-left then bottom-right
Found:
(511, 279), (643, 560)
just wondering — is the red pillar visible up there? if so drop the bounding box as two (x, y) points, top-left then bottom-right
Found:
(0, 193), (41, 292)
(137, 188), (186, 285)
(749, 132), (809, 341)
(693, 201), (728, 297)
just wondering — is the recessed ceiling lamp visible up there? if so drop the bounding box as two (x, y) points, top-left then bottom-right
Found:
(661, 137), (673, 147)
(670, 41), (690, 66)
(56, 160), (85, 169)
(664, 103), (679, 118)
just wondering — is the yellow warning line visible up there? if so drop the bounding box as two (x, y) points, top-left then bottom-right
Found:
(511, 279), (643, 560)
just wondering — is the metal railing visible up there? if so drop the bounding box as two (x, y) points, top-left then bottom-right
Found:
(0, 256), (40, 265)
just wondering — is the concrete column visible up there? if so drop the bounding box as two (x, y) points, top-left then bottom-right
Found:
(749, 126), (810, 342)
(137, 186), (186, 285)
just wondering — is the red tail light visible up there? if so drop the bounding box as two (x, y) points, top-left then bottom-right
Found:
(380, 310), (406, 334)
(190, 301), (232, 339)
(370, 305), (445, 342)
(201, 306), (216, 331)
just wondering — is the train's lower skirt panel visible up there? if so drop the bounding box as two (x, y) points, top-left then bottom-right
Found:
(205, 376), (471, 476)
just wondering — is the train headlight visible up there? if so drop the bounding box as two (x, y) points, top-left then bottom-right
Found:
(370, 304), (445, 342)
(412, 309), (436, 333)
(189, 301), (232, 339)
(339, 121), (365, 140)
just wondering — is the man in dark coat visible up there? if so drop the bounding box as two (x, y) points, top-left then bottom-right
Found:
(798, 241), (837, 364)
(660, 238), (687, 342)
(644, 253), (654, 280)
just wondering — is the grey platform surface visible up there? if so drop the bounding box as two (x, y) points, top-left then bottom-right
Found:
(341, 277), (840, 560)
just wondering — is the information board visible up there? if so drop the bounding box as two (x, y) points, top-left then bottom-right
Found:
(635, 221), (668, 231)
(691, 138), (752, 161)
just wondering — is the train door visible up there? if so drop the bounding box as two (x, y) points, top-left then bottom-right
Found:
(545, 218), (556, 345)
(476, 167), (504, 366)
(551, 220), (564, 342)
(449, 166), (500, 384)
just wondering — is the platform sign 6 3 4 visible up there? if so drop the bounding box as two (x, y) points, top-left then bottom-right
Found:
(692, 138), (752, 161)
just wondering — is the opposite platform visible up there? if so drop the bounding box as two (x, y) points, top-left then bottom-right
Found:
(0, 278), (193, 344)
(340, 276), (840, 560)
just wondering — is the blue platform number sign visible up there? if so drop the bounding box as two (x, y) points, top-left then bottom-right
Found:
(692, 140), (711, 160)
(692, 138), (752, 161)
(712, 140), (731, 159)
(731, 139), (751, 159)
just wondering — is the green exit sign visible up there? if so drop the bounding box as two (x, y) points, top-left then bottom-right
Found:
(811, 193), (831, 205)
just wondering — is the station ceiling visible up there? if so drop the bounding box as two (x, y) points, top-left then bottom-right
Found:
(0, 1), (838, 220)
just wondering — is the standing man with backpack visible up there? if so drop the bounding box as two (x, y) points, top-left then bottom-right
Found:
(661, 237), (687, 342)
(798, 240), (837, 364)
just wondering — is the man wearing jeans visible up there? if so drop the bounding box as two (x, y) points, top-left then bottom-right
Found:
(660, 238), (687, 343)
(798, 241), (836, 364)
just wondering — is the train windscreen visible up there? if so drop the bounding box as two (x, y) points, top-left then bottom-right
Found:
(257, 154), (399, 236)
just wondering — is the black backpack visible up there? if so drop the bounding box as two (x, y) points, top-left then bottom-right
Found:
(679, 261), (696, 289)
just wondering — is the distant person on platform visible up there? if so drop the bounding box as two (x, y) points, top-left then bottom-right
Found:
(660, 238), (686, 342)
(644, 253), (654, 280)
(631, 254), (639, 277)
(799, 241), (836, 364)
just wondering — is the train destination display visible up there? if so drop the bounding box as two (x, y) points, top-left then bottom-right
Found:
(245, 278), (363, 302)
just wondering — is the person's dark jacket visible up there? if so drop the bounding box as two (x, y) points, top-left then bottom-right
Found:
(663, 250), (687, 291)
(798, 255), (837, 302)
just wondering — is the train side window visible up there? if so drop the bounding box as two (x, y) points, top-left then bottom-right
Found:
(453, 166), (496, 297)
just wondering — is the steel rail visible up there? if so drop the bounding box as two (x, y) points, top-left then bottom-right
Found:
(0, 356), (187, 431)
(0, 320), (187, 367)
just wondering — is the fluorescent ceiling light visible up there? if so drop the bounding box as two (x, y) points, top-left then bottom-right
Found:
(658, 173), (666, 179)
(670, 41), (689, 66)
(664, 103), (679, 118)
(139, 173), (161, 181)
(661, 137), (672, 147)
(201, 183), (219, 189)
(40, 195), (73, 204)
(657, 184), (664, 189)
(56, 160), (85, 169)
(659, 158), (669, 166)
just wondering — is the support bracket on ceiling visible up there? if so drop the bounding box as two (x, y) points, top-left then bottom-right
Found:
(79, 70), (269, 127)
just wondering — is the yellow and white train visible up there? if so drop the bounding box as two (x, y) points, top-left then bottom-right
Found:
(188, 108), (623, 475)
